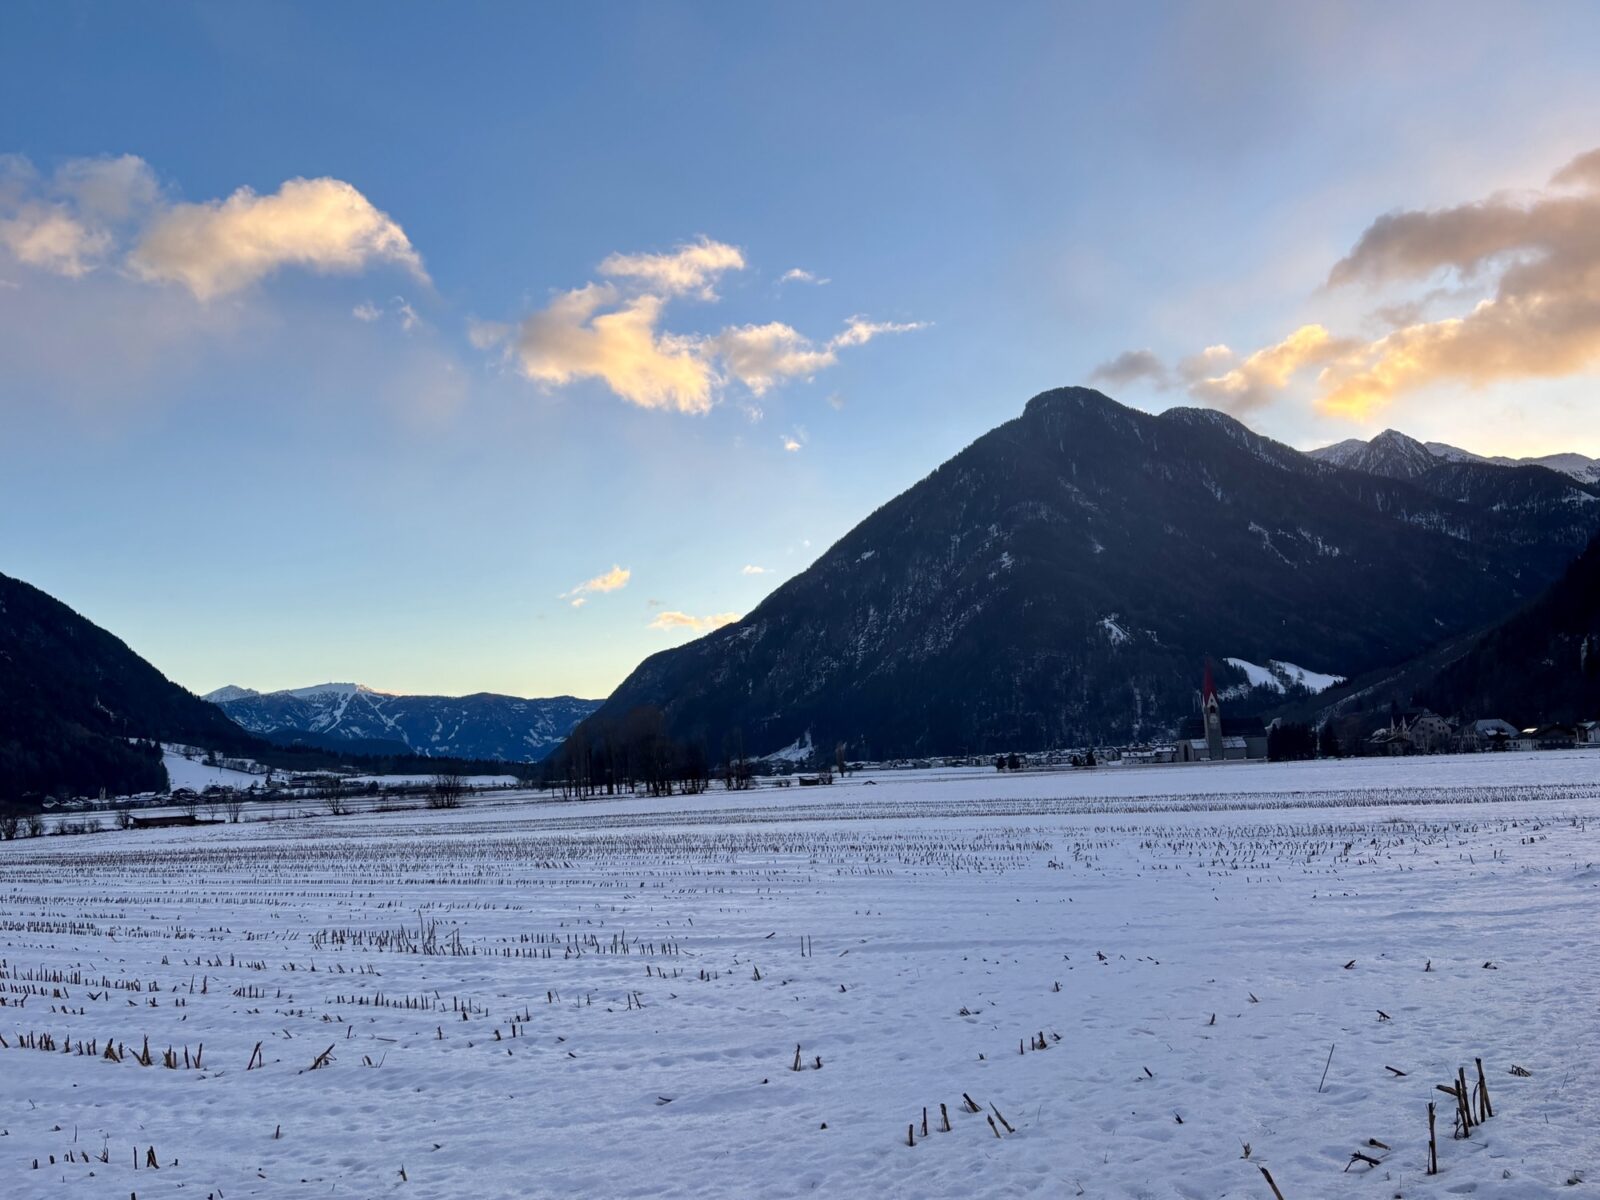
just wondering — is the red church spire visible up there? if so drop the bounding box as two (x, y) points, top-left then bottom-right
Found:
(1202, 658), (1218, 704)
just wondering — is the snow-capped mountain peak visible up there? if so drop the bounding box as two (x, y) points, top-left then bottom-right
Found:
(202, 684), (260, 703)
(279, 681), (388, 699)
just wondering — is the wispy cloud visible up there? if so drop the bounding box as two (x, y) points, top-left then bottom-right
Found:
(1088, 348), (1168, 390)
(561, 563), (631, 607)
(780, 267), (829, 286)
(712, 317), (926, 395)
(482, 240), (924, 413)
(599, 236), (744, 300)
(740, 564), (768, 574)
(648, 610), (741, 632)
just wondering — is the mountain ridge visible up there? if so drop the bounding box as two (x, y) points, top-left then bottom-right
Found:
(208, 684), (600, 763)
(564, 386), (1600, 759)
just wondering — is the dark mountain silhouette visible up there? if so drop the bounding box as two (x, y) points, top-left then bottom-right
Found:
(0, 572), (553, 803)
(0, 571), (257, 800)
(1415, 530), (1600, 724)
(570, 387), (1600, 759)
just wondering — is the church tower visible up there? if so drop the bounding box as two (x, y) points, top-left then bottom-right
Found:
(1202, 660), (1225, 761)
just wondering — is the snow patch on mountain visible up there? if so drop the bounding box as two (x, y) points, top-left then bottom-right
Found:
(764, 730), (816, 763)
(1224, 657), (1345, 697)
(1098, 615), (1130, 645)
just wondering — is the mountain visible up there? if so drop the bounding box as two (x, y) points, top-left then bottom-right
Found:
(568, 387), (1600, 759)
(1308, 429), (1438, 479)
(0, 571), (260, 800)
(1414, 530), (1600, 724)
(1312, 429), (1600, 485)
(207, 682), (599, 762)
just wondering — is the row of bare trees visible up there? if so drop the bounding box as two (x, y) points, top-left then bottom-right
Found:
(549, 706), (732, 799)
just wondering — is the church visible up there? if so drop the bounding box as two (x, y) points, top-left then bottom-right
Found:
(1176, 662), (1269, 762)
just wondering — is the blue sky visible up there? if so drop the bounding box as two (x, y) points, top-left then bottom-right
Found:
(5, 2), (1600, 700)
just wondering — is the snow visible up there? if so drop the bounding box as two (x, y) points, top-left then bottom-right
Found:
(764, 729), (816, 763)
(1098, 615), (1130, 644)
(2, 752), (1597, 1199)
(161, 749), (268, 792)
(1226, 656), (1345, 694)
(201, 684), (259, 703)
(280, 681), (388, 699)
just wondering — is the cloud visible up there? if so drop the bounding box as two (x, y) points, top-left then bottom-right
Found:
(490, 241), (925, 412)
(1088, 348), (1169, 389)
(52, 154), (160, 221)
(131, 176), (427, 300)
(562, 563), (631, 606)
(1166, 145), (1600, 422)
(1188, 325), (1358, 414)
(0, 204), (111, 277)
(781, 430), (804, 452)
(780, 267), (829, 285)
(740, 564), (768, 574)
(482, 230), (925, 412)
(648, 610), (741, 632)
(353, 302), (382, 321)
(598, 236), (744, 299)
(711, 316), (926, 395)
(0, 153), (157, 279)
(508, 284), (715, 413)
(711, 322), (835, 394)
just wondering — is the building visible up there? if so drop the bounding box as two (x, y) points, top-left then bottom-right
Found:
(1458, 718), (1518, 752)
(1526, 724), (1578, 750)
(1370, 709), (1454, 755)
(1176, 663), (1267, 761)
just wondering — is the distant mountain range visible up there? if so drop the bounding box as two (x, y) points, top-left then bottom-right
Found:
(567, 387), (1600, 759)
(204, 683), (599, 762)
(1310, 428), (1600, 485)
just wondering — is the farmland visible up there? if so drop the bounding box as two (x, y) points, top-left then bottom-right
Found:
(2, 753), (1597, 1198)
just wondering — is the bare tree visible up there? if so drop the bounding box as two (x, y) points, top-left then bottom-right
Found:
(0, 811), (19, 840)
(324, 785), (350, 817)
(115, 807), (135, 830)
(224, 793), (246, 823)
(428, 773), (466, 810)
(24, 813), (45, 837)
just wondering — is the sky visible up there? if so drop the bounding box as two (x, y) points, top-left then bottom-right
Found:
(5, 1), (1600, 701)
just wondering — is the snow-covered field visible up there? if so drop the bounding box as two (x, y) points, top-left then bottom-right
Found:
(2, 753), (1597, 1198)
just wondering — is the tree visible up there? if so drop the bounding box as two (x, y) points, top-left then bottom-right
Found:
(1267, 721), (1317, 762)
(0, 811), (18, 840)
(224, 793), (246, 823)
(428, 773), (466, 810)
(25, 813), (45, 837)
(1317, 721), (1342, 759)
